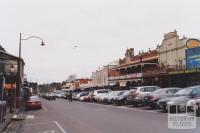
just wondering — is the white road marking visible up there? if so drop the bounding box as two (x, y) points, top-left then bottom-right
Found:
(38, 130), (56, 133)
(43, 105), (48, 112)
(26, 115), (35, 119)
(54, 121), (67, 133)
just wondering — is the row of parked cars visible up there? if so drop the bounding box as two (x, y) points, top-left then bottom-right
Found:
(40, 90), (71, 100)
(73, 85), (200, 116)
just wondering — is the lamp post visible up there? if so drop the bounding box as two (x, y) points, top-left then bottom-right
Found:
(139, 51), (144, 85)
(16, 33), (45, 108)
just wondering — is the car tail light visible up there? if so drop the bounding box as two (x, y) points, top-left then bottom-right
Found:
(148, 96), (155, 100)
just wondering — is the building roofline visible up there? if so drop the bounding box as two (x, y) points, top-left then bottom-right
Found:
(0, 50), (25, 64)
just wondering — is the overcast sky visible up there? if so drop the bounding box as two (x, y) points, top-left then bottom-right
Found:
(0, 0), (200, 83)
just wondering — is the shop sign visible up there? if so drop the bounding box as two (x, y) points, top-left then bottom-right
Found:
(169, 68), (200, 75)
(186, 46), (200, 69)
(4, 83), (16, 90)
(186, 39), (200, 49)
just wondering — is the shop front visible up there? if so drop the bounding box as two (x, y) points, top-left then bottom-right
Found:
(169, 68), (200, 88)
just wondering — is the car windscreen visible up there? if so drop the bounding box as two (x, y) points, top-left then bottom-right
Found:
(174, 87), (193, 96)
(117, 91), (125, 96)
(30, 96), (39, 101)
(122, 91), (130, 96)
(153, 89), (164, 94)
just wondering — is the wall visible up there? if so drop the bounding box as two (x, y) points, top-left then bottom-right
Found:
(158, 31), (187, 66)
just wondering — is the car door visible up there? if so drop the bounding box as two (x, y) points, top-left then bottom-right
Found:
(137, 87), (146, 99)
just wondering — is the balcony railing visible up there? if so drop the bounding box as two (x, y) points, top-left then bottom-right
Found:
(109, 73), (142, 80)
(142, 65), (186, 76)
(109, 65), (186, 79)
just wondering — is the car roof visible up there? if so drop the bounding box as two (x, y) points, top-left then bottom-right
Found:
(161, 87), (181, 90)
(137, 86), (159, 88)
(184, 85), (200, 89)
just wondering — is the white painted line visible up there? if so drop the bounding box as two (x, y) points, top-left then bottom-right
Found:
(54, 121), (67, 133)
(26, 115), (35, 119)
(42, 105), (48, 112)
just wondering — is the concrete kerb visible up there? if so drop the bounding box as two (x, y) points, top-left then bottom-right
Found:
(0, 108), (21, 132)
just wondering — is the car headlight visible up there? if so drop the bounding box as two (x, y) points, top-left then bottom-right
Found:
(118, 97), (123, 100)
(186, 100), (195, 107)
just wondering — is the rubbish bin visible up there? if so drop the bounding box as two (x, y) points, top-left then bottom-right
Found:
(0, 101), (7, 122)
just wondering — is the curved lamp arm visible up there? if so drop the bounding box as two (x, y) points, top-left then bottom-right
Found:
(21, 36), (43, 41)
(21, 34), (45, 46)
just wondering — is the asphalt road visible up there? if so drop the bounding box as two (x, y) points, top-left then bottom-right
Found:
(7, 98), (200, 133)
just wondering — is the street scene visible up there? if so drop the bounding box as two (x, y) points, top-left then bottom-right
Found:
(1, 0), (200, 133)
(3, 98), (200, 133)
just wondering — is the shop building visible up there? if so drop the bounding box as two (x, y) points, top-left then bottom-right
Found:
(92, 62), (118, 87)
(0, 46), (24, 111)
(108, 48), (159, 88)
(168, 39), (200, 87)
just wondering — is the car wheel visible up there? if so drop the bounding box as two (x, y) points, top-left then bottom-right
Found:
(162, 105), (167, 113)
(133, 103), (139, 107)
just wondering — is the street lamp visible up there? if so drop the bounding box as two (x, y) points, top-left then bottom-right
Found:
(16, 33), (45, 108)
(139, 50), (144, 86)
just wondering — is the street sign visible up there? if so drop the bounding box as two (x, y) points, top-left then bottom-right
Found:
(4, 83), (16, 90)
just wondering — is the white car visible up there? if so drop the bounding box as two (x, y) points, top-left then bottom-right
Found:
(186, 97), (200, 116)
(79, 91), (91, 102)
(55, 92), (64, 98)
(91, 89), (111, 102)
(76, 92), (87, 100)
(98, 93), (110, 103)
(127, 86), (160, 106)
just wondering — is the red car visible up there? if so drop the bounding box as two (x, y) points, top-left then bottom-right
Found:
(26, 96), (42, 110)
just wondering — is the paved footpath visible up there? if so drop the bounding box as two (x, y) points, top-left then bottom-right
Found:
(3, 98), (200, 133)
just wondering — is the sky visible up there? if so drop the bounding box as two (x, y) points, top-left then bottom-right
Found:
(0, 0), (200, 83)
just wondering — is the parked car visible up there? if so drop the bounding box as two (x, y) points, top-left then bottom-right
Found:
(72, 92), (81, 100)
(97, 91), (112, 103)
(55, 92), (64, 98)
(186, 96), (200, 116)
(102, 91), (123, 104)
(113, 90), (132, 105)
(158, 85), (200, 112)
(126, 86), (160, 106)
(90, 89), (111, 102)
(79, 91), (91, 102)
(26, 95), (42, 110)
(45, 93), (56, 100)
(143, 87), (181, 108)
(75, 91), (89, 100)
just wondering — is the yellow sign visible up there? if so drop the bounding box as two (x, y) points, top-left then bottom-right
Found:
(186, 39), (200, 49)
(4, 83), (16, 90)
(169, 68), (200, 75)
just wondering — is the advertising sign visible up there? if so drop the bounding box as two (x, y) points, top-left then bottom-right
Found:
(186, 46), (200, 69)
